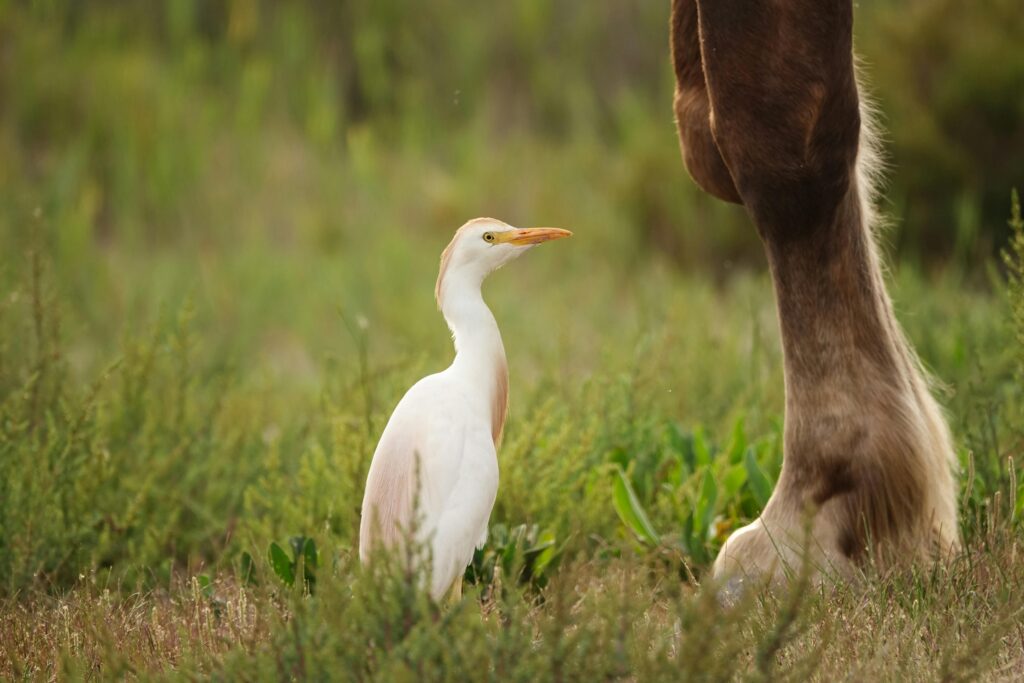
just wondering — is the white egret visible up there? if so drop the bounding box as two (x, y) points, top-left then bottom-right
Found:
(358, 217), (571, 600)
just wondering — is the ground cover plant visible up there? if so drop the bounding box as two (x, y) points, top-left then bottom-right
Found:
(1, 2), (1022, 680)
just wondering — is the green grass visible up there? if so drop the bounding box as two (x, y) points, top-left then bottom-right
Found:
(1, 226), (1021, 679)
(1, 2), (1023, 679)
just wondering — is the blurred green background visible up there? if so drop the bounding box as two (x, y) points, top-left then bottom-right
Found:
(3, 0), (1022, 272)
(0, 0), (1021, 595)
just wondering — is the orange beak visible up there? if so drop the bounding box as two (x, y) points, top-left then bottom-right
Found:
(498, 227), (573, 246)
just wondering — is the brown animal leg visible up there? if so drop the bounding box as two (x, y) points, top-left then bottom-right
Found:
(670, 0), (741, 204)
(670, 0), (960, 582)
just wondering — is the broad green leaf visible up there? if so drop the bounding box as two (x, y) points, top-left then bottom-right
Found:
(693, 469), (718, 539)
(745, 447), (773, 509)
(268, 542), (295, 586)
(671, 425), (696, 474)
(693, 427), (712, 467)
(196, 574), (214, 598)
(301, 538), (318, 589)
(608, 447), (631, 470)
(524, 530), (554, 556)
(612, 467), (660, 545)
(302, 538), (318, 570)
(530, 529), (558, 577)
(726, 416), (747, 464)
(680, 512), (702, 562)
(502, 525), (525, 567)
(239, 551), (257, 585)
(681, 511), (693, 547)
(722, 463), (747, 501)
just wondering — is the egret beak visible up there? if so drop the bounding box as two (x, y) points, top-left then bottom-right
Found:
(498, 227), (573, 246)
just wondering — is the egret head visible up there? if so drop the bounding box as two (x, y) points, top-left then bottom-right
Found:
(435, 218), (571, 306)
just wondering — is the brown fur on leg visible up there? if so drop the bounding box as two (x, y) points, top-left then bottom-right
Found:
(671, 0), (960, 583)
(670, 0), (741, 204)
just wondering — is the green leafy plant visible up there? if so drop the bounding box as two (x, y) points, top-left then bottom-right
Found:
(465, 523), (560, 593)
(267, 537), (319, 591)
(609, 419), (780, 567)
(612, 466), (660, 546)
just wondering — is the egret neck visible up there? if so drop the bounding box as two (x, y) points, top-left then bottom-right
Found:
(438, 269), (509, 444)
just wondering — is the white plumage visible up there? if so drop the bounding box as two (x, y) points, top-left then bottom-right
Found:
(359, 218), (571, 600)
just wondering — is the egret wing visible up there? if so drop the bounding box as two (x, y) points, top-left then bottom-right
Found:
(358, 375), (499, 599)
(359, 377), (480, 560)
(423, 425), (498, 598)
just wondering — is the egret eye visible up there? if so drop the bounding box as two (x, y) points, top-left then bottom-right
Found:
(483, 232), (495, 243)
